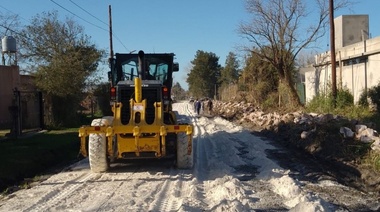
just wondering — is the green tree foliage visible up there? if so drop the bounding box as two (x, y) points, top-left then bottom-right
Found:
(359, 83), (380, 112)
(94, 82), (113, 116)
(240, 49), (279, 104)
(171, 82), (187, 100)
(187, 50), (221, 98)
(218, 52), (240, 101)
(18, 11), (104, 127)
(220, 52), (240, 88)
(239, 0), (350, 107)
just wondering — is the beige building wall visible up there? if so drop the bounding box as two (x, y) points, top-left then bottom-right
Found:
(335, 15), (369, 49)
(304, 51), (332, 103)
(340, 63), (366, 102)
(367, 53), (380, 87)
(0, 65), (20, 128)
(305, 36), (380, 104)
(304, 66), (325, 103)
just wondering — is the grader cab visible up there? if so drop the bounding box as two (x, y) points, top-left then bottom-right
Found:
(78, 50), (193, 172)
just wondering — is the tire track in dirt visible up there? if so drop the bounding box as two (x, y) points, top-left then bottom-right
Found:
(128, 172), (169, 210)
(82, 167), (141, 211)
(147, 169), (186, 211)
(175, 103), (212, 209)
(25, 172), (100, 211)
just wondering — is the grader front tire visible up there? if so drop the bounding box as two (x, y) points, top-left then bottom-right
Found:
(176, 132), (193, 169)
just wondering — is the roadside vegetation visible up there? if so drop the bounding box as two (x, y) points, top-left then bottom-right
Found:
(0, 129), (80, 194)
(305, 85), (380, 173)
(213, 83), (380, 192)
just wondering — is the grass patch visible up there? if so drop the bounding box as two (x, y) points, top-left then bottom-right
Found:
(362, 151), (380, 172)
(0, 129), (80, 192)
(0, 130), (10, 140)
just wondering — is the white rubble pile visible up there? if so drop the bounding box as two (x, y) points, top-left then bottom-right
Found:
(214, 101), (380, 152)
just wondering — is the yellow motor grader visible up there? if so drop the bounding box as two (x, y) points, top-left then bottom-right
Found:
(78, 49), (193, 172)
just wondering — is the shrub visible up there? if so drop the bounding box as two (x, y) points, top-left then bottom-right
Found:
(358, 91), (369, 107)
(262, 92), (279, 111)
(368, 84), (380, 112)
(306, 87), (354, 114)
(306, 94), (334, 113)
(359, 83), (380, 112)
(336, 88), (354, 108)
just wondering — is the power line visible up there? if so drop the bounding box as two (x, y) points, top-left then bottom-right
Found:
(0, 5), (29, 25)
(50, 0), (108, 32)
(0, 5), (12, 13)
(68, 0), (129, 52)
(68, 0), (108, 26)
(0, 24), (22, 36)
(2, 1), (129, 53)
(55, 0), (129, 52)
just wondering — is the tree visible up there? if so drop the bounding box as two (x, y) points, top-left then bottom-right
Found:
(93, 82), (113, 117)
(186, 50), (221, 98)
(239, 0), (350, 106)
(297, 50), (317, 68)
(171, 82), (187, 100)
(240, 48), (279, 105)
(18, 11), (104, 127)
(0, 12), (20, 37)
(220, 52), (240, 88)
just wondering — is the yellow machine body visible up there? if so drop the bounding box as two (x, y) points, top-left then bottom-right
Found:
(79, 77), (193, 160)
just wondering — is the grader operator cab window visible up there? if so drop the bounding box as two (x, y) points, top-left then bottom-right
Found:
(109, 52), (176, 93)
(149, 63), (168, 82)
(121, 58), (169, 84)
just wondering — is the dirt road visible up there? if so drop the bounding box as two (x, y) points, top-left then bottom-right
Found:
(0, 102), (379, 211)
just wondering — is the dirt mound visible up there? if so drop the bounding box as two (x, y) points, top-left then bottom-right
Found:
(212, 101), (380, 194)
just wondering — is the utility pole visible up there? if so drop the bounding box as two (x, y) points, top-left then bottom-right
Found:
(214, 83), (217, 100)
(109, 5), (114, 59)
(329, 0), (337, 107)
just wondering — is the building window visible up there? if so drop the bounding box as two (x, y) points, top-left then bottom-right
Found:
(343, 57), (368, 66)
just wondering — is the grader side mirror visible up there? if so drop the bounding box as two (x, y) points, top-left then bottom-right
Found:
(173, 63), (179, 72)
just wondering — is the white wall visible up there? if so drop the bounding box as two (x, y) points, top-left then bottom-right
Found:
(341, 63), (366, 103)
(304, 36), (380, 104)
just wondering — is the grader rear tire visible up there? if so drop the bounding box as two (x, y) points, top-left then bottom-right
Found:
(88, 118), (113, 173)
(89, 133), (108, 173)
(176, 132), (193, 169)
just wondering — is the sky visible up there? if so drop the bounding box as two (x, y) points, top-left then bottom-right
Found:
(0, 0), (379, 90)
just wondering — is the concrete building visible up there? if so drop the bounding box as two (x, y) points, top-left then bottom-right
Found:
(0, 65), (43, 131)
(0, 65), (20, 128)
(334, 15), (369, 49)
(304, 15), (380, 103)
(1, 35), (44, 133)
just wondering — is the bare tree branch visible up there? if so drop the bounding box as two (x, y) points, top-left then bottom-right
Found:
(238, 0), (351, 106)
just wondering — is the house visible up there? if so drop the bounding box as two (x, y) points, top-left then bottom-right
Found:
(0, 65), (20, 129)
(303, 15), (380, 103)
(0, 65), (43, 132)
